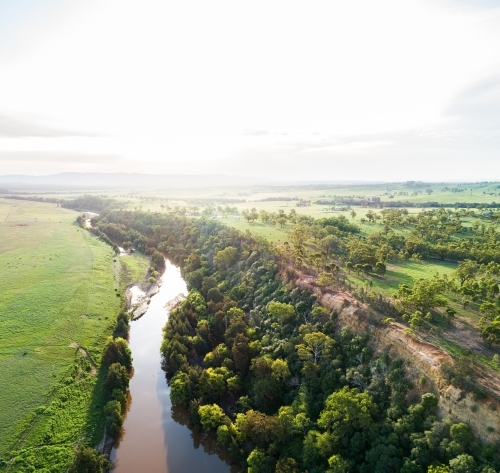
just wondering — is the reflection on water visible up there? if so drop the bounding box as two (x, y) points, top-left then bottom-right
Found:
(110, 261), (236, 473)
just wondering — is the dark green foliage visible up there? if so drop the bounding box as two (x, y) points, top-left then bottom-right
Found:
(105, 362), (130, 395)
(68, 445), (111, 473)
(102, 337), (132, 369)
(93, 210), (500, 473)
(104, 399), (123, 437)
(113, 311), (130, 338)
(317, 215), (361, 234)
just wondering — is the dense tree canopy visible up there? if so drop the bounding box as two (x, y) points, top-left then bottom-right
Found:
(89, 209), (500, 472)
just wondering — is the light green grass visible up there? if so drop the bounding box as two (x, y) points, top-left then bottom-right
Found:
(0, 201), (13, 220)
(346, 259), (457, 297)
(0, 198), (121, 464)
(221, 218), (290, 243)
(119, 252), (150, 289)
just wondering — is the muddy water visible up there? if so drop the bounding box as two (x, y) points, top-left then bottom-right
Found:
(110, 261), (235, 473)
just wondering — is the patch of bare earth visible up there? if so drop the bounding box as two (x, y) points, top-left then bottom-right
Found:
(288, 265), (500, 400)
(69, 342), (97, 375)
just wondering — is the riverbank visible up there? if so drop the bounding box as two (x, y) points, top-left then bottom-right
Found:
(109, 261), (233, 473)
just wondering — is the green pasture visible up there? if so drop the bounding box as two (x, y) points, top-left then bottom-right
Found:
(0, 199), (124, 468)
(118, 251), (150, 289)
(346, 259), (457, 298)
(221, 218), (290, 243)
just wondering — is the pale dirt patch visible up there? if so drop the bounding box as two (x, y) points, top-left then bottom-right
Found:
(69, 342), (97, 375)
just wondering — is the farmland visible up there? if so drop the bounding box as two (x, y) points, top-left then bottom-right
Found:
(0, 199), (147, 471)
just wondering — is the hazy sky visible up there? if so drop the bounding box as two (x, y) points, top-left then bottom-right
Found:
(0, 0), (500, 181)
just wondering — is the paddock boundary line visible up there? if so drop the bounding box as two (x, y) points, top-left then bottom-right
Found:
(4, 205), (14, 221)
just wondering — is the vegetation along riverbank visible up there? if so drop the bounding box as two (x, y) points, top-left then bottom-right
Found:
(89, 205), (500, 473)
(0, 198), (151, 472)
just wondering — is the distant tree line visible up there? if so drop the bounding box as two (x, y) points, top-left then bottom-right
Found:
(315, 198), (500, 209)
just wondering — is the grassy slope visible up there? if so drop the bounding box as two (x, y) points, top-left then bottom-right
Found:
(0, 199), (127, 470)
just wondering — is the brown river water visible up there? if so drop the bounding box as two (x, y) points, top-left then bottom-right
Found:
(110, 261), (237, 473)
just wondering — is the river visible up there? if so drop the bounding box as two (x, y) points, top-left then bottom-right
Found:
(110, 260), (236, 473)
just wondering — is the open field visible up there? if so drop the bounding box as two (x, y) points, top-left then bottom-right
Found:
(5, 180), (500, 210)
(0, 199), (149, 470)
(118, 251), (150, 290)
(346, 259), (458, 297)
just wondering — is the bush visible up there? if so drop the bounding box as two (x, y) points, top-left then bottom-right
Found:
(103, 337), (132, 369)
(104, 400), (123, 437)
(198, 404), (226, 431)
(68, 446), (111, 473)
(105, 362), (130, 395)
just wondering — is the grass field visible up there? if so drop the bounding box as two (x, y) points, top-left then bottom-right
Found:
(346, 259), (458, 298)
(119, 252), (150, 290)
(0, 199), (145, 471)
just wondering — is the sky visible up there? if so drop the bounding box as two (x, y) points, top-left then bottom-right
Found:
(0, 0), (499, 181)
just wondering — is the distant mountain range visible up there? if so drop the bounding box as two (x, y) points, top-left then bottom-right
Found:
(0, 172), (385, 189)
(0, 172), (270, 189)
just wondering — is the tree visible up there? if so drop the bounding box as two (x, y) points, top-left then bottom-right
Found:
(450, 423), (473, 448)
(318, 386), (377, 448)
(241, 410), (284, 445)
(259, 210), (270, 223)
(453, 260), (478, 287)
(479, 301), (499, 320)
(290, 225), (309, 257)
(318, 272), (336, 287)
(250, 208), (259, 222)
(103, 337), (132, 369)
(288, 208), (298, 223)
(449, 454), (476, 473)
(271, 358), (291, 380)
(267, 302), (296, 324)
(395, 277), (447, 314)
(481, 320), (500, 347)
(365, 210), (376, 223)
(375, 261), (386, 275)
(276, 457), (299, 473)
(105, 362), (130, 394)
(247, 448), (266, 473)
(232, 333), (250, 373)
(199, 368), (226, 402)
(214, 246), (238, 269)
(297, 332), (334, 364)
(207, 287), (223, 302)
(277, 216), (287, 228)
(311, 305), (329, 322)
(104, 400), (123, 437)
(251, 374), (284, 413)
(427, 466), (450, 473)
(201, 276), (217, 295)
(327, 454), (351, 473)
(170, 371), (192, 406)
(198, 403), (226, 431)
(320, 235), (341, 256)
(68, 446), (111, 473)
(351, 210), (357, 219)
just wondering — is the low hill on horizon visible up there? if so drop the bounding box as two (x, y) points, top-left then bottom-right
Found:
(0, 172), (386, 190)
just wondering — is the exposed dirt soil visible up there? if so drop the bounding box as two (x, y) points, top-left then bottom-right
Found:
(70, 342), (97, 375)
